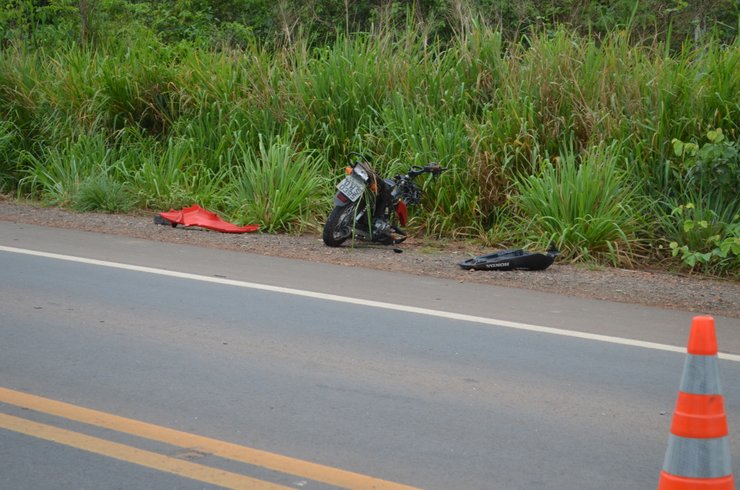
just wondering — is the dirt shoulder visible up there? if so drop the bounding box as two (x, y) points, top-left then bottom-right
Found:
(1, 197), (738, 318)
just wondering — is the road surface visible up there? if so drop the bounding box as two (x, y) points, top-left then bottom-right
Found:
(1, 222), (738, 489)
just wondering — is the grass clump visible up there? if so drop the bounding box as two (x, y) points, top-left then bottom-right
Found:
(18, 133), (109, 206)
(226, 135), (329, 233)
(512, 143), (648, 266)
(74, 173), (135, 213)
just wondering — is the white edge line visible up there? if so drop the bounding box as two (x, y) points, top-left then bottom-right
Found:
(3, 245), (739, 363)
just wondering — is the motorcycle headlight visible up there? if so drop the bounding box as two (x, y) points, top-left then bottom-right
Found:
(354, 166), (369, 181)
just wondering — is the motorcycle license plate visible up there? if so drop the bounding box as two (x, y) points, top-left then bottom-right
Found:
(337, 175), (365, 202)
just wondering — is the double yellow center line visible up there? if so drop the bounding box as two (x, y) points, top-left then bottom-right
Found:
(0, 387), (420, 490)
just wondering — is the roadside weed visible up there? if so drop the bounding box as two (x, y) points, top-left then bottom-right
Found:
(226, 135), (330, 233)
(513, 143), (648, 266)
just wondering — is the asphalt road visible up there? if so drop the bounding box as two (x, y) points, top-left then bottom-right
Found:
(1, 222), (739, 489)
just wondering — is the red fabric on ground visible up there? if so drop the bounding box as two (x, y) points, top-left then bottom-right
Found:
(159, 205), (259, 233)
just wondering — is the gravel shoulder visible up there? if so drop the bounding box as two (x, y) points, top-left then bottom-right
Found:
(1, 197), (738, 318)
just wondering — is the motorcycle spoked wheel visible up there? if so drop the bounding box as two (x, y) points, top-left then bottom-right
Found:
(322, 199), (370, 247)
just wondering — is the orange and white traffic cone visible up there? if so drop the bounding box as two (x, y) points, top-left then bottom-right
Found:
(658, 315), (735, 489)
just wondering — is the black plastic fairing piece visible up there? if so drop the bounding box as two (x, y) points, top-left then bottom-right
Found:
(459, 242), (559, 271)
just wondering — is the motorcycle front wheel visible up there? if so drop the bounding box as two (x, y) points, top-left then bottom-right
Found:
(322, 200), (366, 247)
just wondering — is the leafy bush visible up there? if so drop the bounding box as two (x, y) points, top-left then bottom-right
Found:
(671, 128), (739, 208)
(658, 129), (740, 275)
(665, 202), (739, 276)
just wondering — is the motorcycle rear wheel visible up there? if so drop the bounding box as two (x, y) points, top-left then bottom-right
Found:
(323, 200), (365, 247)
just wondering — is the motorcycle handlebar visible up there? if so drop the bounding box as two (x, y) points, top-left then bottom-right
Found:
(346, 152), (447, 179)
(408, 163), (448, 177)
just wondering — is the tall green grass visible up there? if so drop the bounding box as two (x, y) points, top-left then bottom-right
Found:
(512, 143), (649, 266)
(226, 135), (329, 233)
(18, 132), (110, 206)
(1, 24), (738, 273)
(0, 120), (20, 192)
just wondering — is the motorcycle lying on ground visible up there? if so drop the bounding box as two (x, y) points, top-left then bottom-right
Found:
(323, 153), (447, 247)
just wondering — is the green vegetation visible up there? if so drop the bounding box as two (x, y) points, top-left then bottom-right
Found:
(512, 142), (648, 267)
(1, 1), (738, 277)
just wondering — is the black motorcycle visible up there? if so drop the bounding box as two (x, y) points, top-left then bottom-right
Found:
(323, 153), (446, 247)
